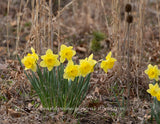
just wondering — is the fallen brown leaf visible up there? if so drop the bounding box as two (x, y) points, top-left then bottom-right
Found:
(0, 63), (8, 70)
(76, 46), (87, 53)
(8, 109), (23, 118)
(0, 47), (7, 57)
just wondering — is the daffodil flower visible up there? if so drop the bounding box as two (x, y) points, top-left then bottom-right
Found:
(100, 52), (117, 73)
(21, 55), (37, 72)
(79, 54), (97, 77)
(145, 64), (160, 81)
(59, 44), (76, 63)
(147, 83), (160, 97)
(63, 61), (79, 81)
(40, 49), (60, 71)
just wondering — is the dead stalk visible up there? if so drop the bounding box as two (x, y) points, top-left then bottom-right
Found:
(136, 0), (145, 99)
(100, 0), (109, 36)
(36, 0), (40, 54)
(16, 13), (20, 55)
(42, 0), (46, 53)
(57, 0), (61, 52)
(126, 22), (130, 112)
(49, 0), (53, 50)
(156, 0), (160, 40)
(7, 0), (10, 57)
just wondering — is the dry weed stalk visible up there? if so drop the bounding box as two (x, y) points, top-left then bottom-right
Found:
(7, 0), (10, 57)
(100, 0), (109, 36)
(16, 0), (30, 55)
(57, 0), (61, 52)
(135, 0), (146, 99)
(16, 13), (20, 55)
(111, 0), (126, 59)
(111, 0), (119, 44)
(41, 0), (46, 53)
(125, 4), (133, 114)
(35, 0), (40, 53)
(138, 0), (145, 65)
(156, 0), (160, 40)
(48, 0), (53, 50)
(15, 0), (23, 55)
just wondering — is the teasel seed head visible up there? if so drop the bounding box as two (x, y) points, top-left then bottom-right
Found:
(125, 3), (132, 13)
(126, 15), (133, 23)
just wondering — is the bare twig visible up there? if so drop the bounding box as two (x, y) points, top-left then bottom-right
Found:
(52, 0), (76, 22)
(57, 0), (61, 52)
(156, 0), (160, 40)
(7, 0), (10, 57)
(49, 0), (54, 50)
(100, 0), (110, 35)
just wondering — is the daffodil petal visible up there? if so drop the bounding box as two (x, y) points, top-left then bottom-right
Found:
(149, 84), (153, 89)
(61, 44), (67, 50)
(40, 61), (47, 67)
(106, 52), (112, 60)
(31, 64), (37, 72)
(46, 49), (53, 54)
(88, 54), (93, 60)
(48, 66), (53, 71)
(31, 47), (35, 53)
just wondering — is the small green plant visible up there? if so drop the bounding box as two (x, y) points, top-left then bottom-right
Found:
(111, 82), (126, 117)
(91, 31), (106, 51)
(91, 39), (101, 51)
(24, 22), (32, 27)
(0, 93), (7, 102)
(93, 31), (106, 41)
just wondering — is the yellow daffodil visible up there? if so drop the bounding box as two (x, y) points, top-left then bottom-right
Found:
(27, 47), (39, 61)
(147, 83), (160, 97)
(59, 44), (76, 63)
(156, 90), (160, 101)
(79, 59), (92, 77)
(40, 49), (60, 71)
(145, 64), (160, 81)
(79, 54), (97, 77)
(100, 51), (117, 73)
(21, 55), (37, 72)
(63, 61), (79, 81)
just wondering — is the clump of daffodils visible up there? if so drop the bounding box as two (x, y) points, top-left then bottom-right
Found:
(18, 44), (116, 112)
(145, 64), (160, 123)
(145, 64), (160, 100)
